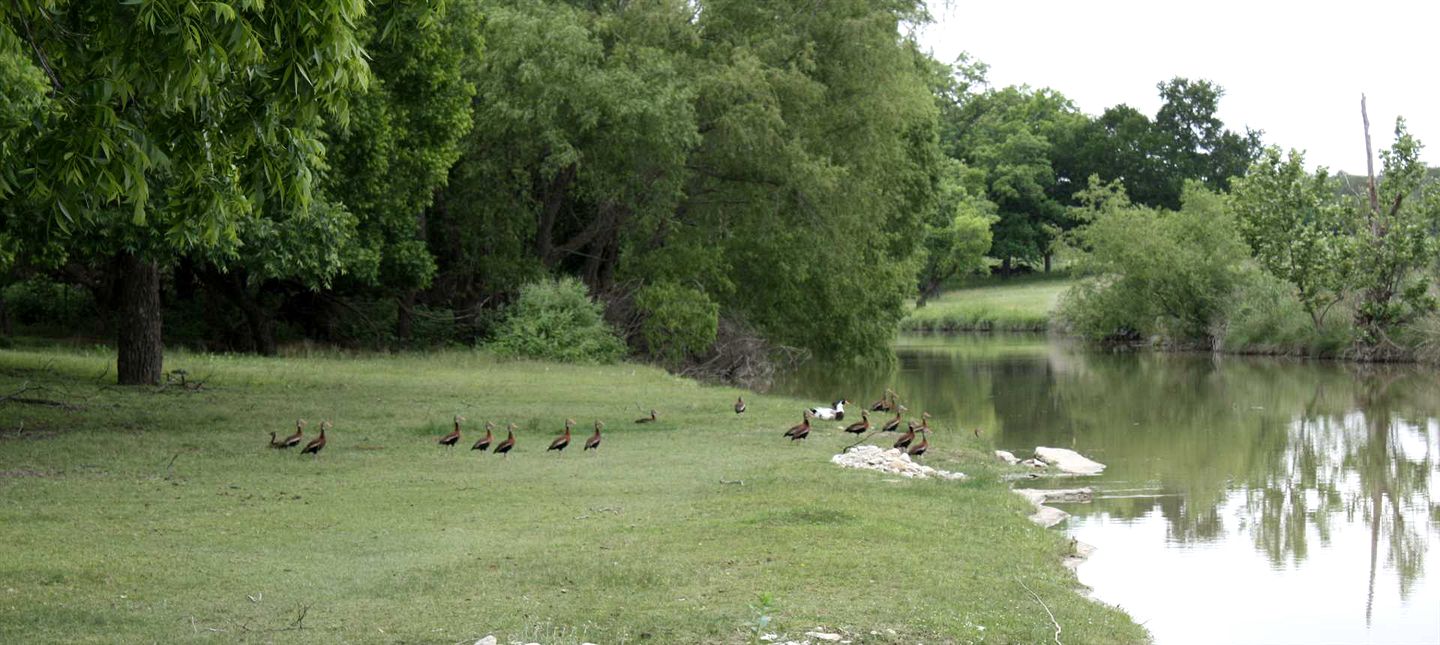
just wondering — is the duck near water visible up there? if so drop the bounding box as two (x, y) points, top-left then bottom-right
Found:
(869, 389), (896, 412)
(808, 399), (849, 421)
(880, 406), (907, 433)
(843, 411), (870, 435)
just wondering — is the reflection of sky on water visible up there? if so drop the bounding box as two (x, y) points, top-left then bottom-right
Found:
(774, 334), (1440, 644)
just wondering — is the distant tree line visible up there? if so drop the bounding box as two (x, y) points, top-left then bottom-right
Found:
(15, 0), (1414, 382)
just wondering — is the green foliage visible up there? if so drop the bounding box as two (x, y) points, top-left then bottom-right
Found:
(1350, 119), (1440, 346)
(1, 276), (93, 329)
(635, 281), (719, 364)
(1219, 271), (1353, 356)
(1061, 181), (1251, 342)
(1231, 147), (1353, 328)
(493, 277), (626, 363)
(916, 158), (995, 301)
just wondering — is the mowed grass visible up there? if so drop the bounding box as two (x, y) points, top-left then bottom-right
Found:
(0, 346), (1143, 644)
(903, 275), (1074, 332)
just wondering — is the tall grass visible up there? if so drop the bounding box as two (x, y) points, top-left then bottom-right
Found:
(902, 275), (1070, 332)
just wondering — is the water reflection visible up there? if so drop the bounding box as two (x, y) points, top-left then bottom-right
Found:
(773, 334), (1440, 643)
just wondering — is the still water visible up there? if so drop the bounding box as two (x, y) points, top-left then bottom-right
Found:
(774, 334), (1440, 645)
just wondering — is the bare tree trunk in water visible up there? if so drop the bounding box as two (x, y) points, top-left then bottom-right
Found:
(117, 252), (163, 385)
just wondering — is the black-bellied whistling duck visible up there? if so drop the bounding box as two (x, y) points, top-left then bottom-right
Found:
(585, 421), (603, 451)
(907, 411), (932, 433)
(635, 409), (657, 424)
(268, 432), (280, 448)
(843, 411), (870, 435)
(783, 411), (811, 439)
(472, 422), (495, 451)
(301, 421), (329, 457)
(908, 431), (929, 458)
(734, 396), (746, 414)
(973, 427), (981, 438)
(894, 426), (916, 450)
(880, 406), (906, 433)
(438, 415), (464, 448)
(869, 389), (896, 412)
(493, 423), (516, 456)
(790, 417), (811, 441)
(548, 418), (574, 453)
(279, 419), (305, 448)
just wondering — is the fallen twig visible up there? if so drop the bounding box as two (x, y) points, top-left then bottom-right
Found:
(842, 430), (881, 453)
(1020, 580), (1062, 645)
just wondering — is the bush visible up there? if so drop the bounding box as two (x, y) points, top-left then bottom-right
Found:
(2, 276), (95, 331)
(1219, 271), (1353, 356)
(492, 277), (626, 363)
(1059, 183), (1250, 344)
(635, 281), (719, 364)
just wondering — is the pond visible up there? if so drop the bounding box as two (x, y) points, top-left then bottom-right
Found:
(773, 333), (1440, 645)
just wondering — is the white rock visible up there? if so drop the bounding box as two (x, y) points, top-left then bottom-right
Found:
(831, 445), (965, 480)
(806, 631), (843, 641)
(995, 450), (1020, 464)
(475, 637), (497, 645)
(1020, 458), (1048, 469)
(1034, 447), (1106, 475)
(1030, 505), (1070, 528)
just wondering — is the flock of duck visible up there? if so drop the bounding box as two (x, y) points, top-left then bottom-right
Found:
(265, 389), (936, 458)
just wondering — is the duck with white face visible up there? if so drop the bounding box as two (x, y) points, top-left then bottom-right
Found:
(808, 399), (849, 421)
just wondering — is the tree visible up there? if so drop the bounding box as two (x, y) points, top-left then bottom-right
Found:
(1, 1), (370, 382)
(949, 85), (1084, 273)
(915, 158), (995, 306)
(1231, 147), (1352, 328)
(1351, 106), (1440, 350)
(1152, 78), (1262, 206)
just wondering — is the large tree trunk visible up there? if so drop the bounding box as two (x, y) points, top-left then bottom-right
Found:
(395, 291), (416, 344)
(1000, 256), (1012, 279)
(116, 252), (163, 385)
(1044, 253), (1052, 273)
(0, 294), (11, 336)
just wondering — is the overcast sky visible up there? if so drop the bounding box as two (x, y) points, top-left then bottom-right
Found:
(916, 0), (1439, 173)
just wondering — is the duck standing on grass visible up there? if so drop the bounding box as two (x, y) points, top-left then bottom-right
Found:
(809, 399), (849, 421)
(734, 396), (746, 414)
(585, 421), (603, 452)
(881, 406), (906, 433)
(493, 424), (517, 457)
(843, 411), (870, 436)
(301, 421), (329, 457)
(276, 420), (305, 449)
(783, 411), (812, 439)
(472, 422), (495, 451)
(548, 419), (575, 453)
(635, 409), (657, 424)
(438, 415), (463, 449)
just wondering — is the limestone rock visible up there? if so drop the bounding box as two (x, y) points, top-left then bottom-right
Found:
(1034, 446), (1106, 475)
(995, 450), (1020, 464)
(831, 445), (966, 480)
(475, 637), (497, 645)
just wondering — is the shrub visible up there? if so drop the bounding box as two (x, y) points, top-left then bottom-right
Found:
(635, 281), (719, 364)
(1060, 182), (1251, 344)
(492, 277), (626, 363)
(2, 276), (95, 330)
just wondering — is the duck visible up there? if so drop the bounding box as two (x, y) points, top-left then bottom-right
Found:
(907, 411), (932, 433)
(548, 418), (575, 453)
(893, 426), (917, 450)
(734, 396), (746, 414)
(471, 421), (495, 451)
(493, 423), (517, 456)
(869, 389), (896, 412)
(635, 409), (657, 424)
(438, 415), (463, 448)
(842, 411), (870, 435)
(783, 411), (812, 439)
(880, 406), (907, 432)
(584, 421), (603, 451)
(808, 399), (848, 421)
(300, 421), (329, 457)
(278, 419), (305, 449)
(908, 432), (929, 458)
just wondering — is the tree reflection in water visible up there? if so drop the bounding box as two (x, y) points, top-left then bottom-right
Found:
(774, 334), (1440, 612)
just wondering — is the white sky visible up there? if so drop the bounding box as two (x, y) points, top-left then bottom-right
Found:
(916, 0), (1440, 174)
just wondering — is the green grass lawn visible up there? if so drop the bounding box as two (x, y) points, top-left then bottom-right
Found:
(0, 346), (1143, 644)
(903, 274), (1074, 332)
